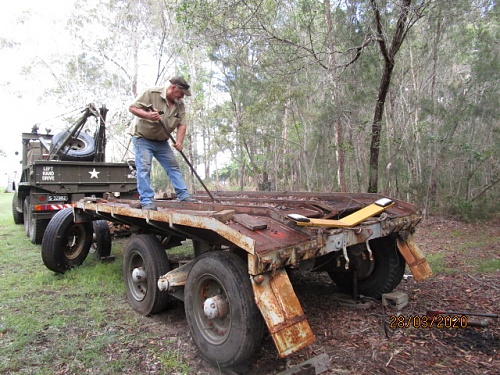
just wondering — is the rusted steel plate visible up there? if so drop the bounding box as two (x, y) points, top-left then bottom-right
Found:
(76, 201), (256, 254)
(168, 211), (256, 253)
(397, 235), (433, 281)
(252, 269), (315, 357)
(190, 191), (418, 215)
(246, 214), (422, 275)
(228, 217), (310, 254)
(75, 199), (421, 272)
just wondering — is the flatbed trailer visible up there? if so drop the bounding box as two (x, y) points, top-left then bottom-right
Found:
(41, 191), (432, 370)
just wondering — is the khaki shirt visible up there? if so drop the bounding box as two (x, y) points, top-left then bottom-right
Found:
(129, 86), (186, 141)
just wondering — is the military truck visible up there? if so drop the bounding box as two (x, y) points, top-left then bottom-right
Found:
(11, 103), (137, 245)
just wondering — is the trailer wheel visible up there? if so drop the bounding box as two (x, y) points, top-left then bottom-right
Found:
(51, 131), (95, 161)
(328, 236), (405, 299)
(12, 192), (23, 225)
(92, 220), (112, 258)
(41, 208), (93, 273)
(185, 252), (265, 368)
(123, 234), (172, 315)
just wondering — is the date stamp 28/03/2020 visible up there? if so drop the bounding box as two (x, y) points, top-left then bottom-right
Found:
(389, 315), (468, 329)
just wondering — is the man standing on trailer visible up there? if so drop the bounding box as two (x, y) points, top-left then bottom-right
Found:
(129, 76), (196, 210)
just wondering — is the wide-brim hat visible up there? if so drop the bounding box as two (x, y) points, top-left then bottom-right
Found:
(170, 76), (191, 96)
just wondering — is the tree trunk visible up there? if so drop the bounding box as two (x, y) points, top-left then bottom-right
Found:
(368, 64), (393, 192)
(368, 0), (413, 193)
(325, 0), (347, 192)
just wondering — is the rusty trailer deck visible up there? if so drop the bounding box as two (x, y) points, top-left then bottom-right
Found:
(75, 191), (421, 273)
(72, 191), (430, 367)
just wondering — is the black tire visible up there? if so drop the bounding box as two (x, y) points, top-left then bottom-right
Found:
(328, 236), (406, 299)
(41, 208), (93, 273)
(184, 252), (265, 368)
(29, 218), (50, 244)
(51, 131), (95, 161)
(12, 193), (24, 225)
(123, 234), (172, 315)
(23, 196), (49, 244)
(92, 220), (112, 258)
(23, 197), (30, 235)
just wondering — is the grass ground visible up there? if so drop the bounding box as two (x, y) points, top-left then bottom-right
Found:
(0, 192), (191, 375)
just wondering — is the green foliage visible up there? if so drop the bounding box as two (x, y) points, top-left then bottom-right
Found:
(213, 160), (239, 182)
(446, 197), (499, 223)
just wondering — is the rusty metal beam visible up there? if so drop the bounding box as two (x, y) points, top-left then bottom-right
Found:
(397, 235), (433, 281)
(251, 268), (315, 357)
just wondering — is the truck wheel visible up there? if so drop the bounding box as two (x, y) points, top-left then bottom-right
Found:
(23, 196), (49, 244)
(29, 218), (50, 244)
(184, 252), (265, 368)
(92, 220), (112, 258)
(23, 197), (30, 235)
(41, 208), (93, 273)
(328, 236), (406, 299)
(51, 131), (95, 161)
(12, 193), (24, 225)
(123, 234), (172, 315)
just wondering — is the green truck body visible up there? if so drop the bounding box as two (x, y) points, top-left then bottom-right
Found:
(12, 104), (137, 243)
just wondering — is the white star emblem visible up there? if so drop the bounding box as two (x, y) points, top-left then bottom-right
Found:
(89, 168), (100, 179)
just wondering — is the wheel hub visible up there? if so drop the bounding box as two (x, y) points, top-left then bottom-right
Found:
(203, 294), (229, 320)
(132, 267), (147, 282)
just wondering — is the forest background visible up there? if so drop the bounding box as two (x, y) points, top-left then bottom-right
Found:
(0, 0), (498, 221)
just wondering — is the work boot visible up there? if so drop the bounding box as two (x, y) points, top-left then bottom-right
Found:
(141, 203), (158, 210)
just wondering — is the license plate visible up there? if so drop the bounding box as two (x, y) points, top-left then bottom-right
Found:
(48, 195), (68, 202)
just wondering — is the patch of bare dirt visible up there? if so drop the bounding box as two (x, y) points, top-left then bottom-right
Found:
(138, 217), (500, 374)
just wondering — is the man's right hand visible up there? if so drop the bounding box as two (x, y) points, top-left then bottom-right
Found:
(146, 110), (161, 122)
(129, 105), (162, 122)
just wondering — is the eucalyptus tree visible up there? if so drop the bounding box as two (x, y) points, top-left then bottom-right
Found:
(414, 0), (499, 215)
(175, 0), (447, 196)
(176, 0), (376, 191)
(370, 0), (498, 217)
(67, 0), (183, 96)
(362, 0), (431, 193)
